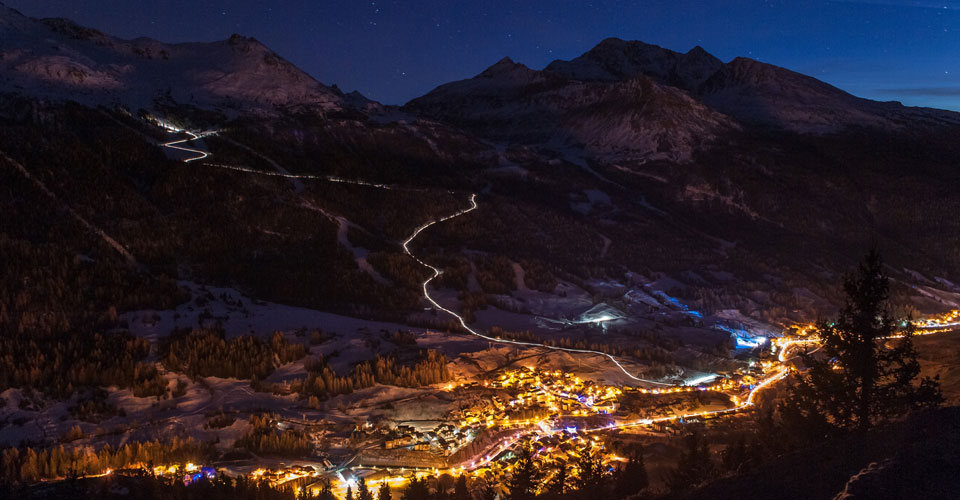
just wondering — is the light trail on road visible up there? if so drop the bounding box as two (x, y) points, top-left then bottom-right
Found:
(400, 193), (673, 386)
(162, 130), (212, 162)
(203, 162), (409, 190)
(161, 127), (428, 190)
(160, 125), (674, 387)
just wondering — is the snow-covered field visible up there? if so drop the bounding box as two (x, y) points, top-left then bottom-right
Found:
(121, 281), (420, 341)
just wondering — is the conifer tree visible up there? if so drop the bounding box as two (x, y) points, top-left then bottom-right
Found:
(720, 435), (749, 473)
(547, 460), (569, 497)
(402, 476), (430, 500)
(358, 478), (373, 500)
(613, 446), (647, 497)
(573, 452), (607, 497)
(780, 250), (942, 435)
(506, 446), (541, 500)
(453, 474), (469, 500)
(378, 481), (392, 500)
(665, 431), (716, 493)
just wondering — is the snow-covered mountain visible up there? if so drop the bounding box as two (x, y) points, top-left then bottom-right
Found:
(411, 37), (960, 140)
(2, 6), (960, 363)
(545, 38), (723, 91)
(405, 56), (738, 162)
(4, 4), (959, 152)
(0, 4), (357, 114)
(698, 56), (960, 133)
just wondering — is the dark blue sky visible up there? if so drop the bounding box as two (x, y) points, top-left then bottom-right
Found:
(5, 0), (959, 109)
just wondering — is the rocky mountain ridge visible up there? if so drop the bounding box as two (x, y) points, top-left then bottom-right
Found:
(410, 37), (960, 144)
(0, 4), (360, 114)
(405, 55), (738, 162)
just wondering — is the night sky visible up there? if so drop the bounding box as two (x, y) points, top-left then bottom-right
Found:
(4, 0), (959, 110)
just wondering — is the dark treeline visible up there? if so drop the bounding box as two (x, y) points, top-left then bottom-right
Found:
(496, 446), (649, 500)
(316, 446), (650, 500)
(0, 98), (459, 340)
(0, 101), (187, 339)
(161, 328), (307, 380)
(431, 253), (554, 297)
(234, 414), (313, 457)
(0, 437), (213, 484)
(0, 330), (167, 398)
(218, 112), (478, 195)
(3, 472), (299, 500)
(291, 349), (450, 404)
(68, 388), (122, 423)
(289, 452), (647, 500)
(474, 255), (516, 295)
(0, 235), (184, 338)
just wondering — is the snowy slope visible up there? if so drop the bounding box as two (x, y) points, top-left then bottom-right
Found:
(406, 56), (738, 161)
(0, 5), (352, 113)
(699, 56), (960, 133)
(412, 37), (960, 138)
(545, 37), (723, 91)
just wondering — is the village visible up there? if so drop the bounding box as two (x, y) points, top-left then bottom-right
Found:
(170, 362), (770, 496)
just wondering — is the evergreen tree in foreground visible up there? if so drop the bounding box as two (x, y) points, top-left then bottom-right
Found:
(358, 478), (374, 500)
(573, 452), (607, 497)
(665, 431), (717, 493)
(506, 447), (541, 500)
(780, 250), (942, 436)
(378, 481), (392, 500)
(402, 476), (430, 500)
(613, 446), (648, 498)
(547, 460), (570, 497)
(453, 474), (469, 500)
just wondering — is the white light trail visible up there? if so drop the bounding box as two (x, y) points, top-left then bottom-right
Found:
(156, 126), (672, 386)
(400, 193), (672, 386)
(162, 130), (212, 162)
(203, 162), (404, 190)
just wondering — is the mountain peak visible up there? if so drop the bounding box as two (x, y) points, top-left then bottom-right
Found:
(686, 45), (711, 57)
(546, 38), (679, 83)
(406, 43), (737, 162)
(480, 56), (528, 77)
(544, 38), (722, 91)
(592, 37), (664, 53)
(0, 9), (348, 113)
(40, 17), (106, 41)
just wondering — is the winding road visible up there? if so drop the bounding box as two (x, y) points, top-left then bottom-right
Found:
(400, 194), (670, 385)
(162, 130), (212, 162)
(162, 127), (672, 386)
(155, 125), (960, 477)
(162, 126), (960, 394)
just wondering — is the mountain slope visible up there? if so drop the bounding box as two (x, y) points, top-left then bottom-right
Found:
(0, 7), (958, 345)
(405, 56), (738, 161)
(414, 38), (960, 136)
(699, 56), (960, 133)
(0, 4), (353, 113)
(545, 37), (723, 91)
